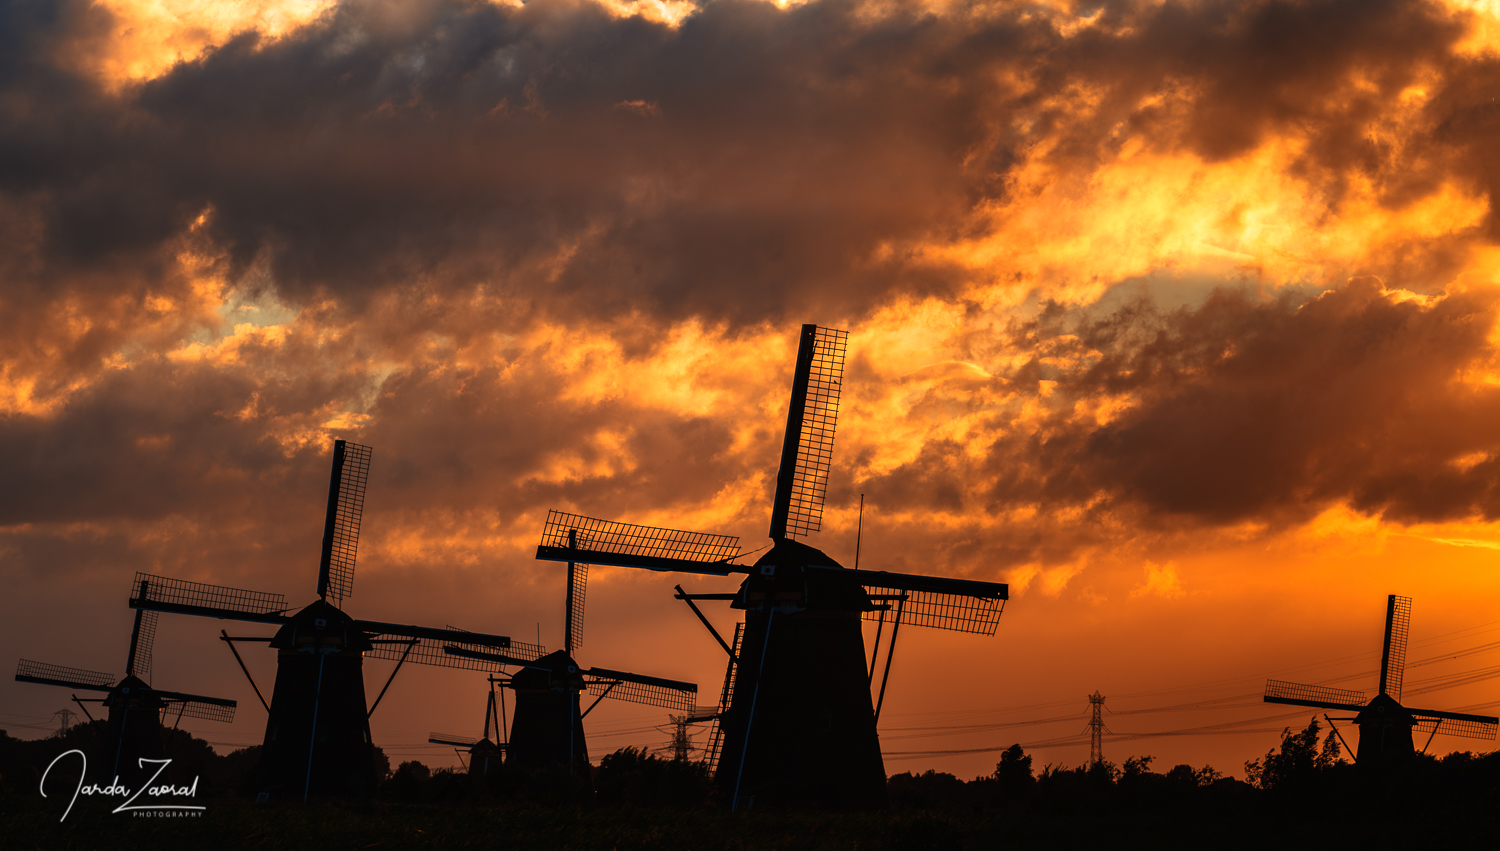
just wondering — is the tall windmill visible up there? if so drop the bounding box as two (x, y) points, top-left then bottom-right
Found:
(534, 324), (1009, 810)
(442, 548), (699, 776)
(128, 439), (543, 799)
(1264, 595), (1498, 763)
(15, 582), (236, 783)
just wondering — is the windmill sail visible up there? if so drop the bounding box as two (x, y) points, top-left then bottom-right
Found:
(428, 733), (481, 747)
(1263, 680), (1368, 711)
(819, 567), (1008, 636)
(536, 511), (741, 575)
(155, 690), (237, 723)
(1380, 594), (1411, 700)
(15, 659), (114, 692)
(130, 572), (289, 625)
(769, 325), (848, 540)
(566, 560), (587, 655)
(359, 622), (544, 671)
(584, 667), (697, 712)
(440, 644), (550, 670)
(317, 439), (372, 606)
(1411, 711), (1499, 741)
(125, 605), (158, 682)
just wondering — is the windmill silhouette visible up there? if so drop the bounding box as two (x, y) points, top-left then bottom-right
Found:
(15, 583), (236, 783)
(128, 439), (542, 799)
(442, 547), (698, 777)
(429, 675), (507, 775)
(1264, 594), (1498, 763)
(534, 324), (1009, 810)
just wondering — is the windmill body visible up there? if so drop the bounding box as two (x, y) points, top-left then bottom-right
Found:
(504, 650), (590, 772)
(14, 595), (237, 786)
(713, 540), (887, 809)
(256, 599), (379, 797)
(129, 440), (542, 800)
(533, 325), (1009, 811)
(1264, 595), (1496, 766)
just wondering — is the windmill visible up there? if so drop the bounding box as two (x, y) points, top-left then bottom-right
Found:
(15, 583), (236, 783)
(533, 324), (1009, 810)
(442, 545), (699, 777)
(128, 439), (543, 800)
(428, 675), (507, 776)
(1264, 594), (1498, 763)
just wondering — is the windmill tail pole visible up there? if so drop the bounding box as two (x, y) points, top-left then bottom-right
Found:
(1322, 714), (1356, 764)
(221, 631), (270, 712)
(732, 608), (776, 812)
(304, 652), (327, 803)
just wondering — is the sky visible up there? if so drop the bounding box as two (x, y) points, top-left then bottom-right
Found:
(4, 0), (1500, 782)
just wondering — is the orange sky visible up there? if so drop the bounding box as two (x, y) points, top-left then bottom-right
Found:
(4, 0), (1500, 782)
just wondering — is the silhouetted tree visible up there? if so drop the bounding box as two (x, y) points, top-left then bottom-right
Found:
(994, 744), (1034, 799)
(1244, 717), (1343, 791)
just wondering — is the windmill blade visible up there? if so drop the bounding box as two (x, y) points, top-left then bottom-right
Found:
(536, 511), (742, 576)
(1380, 594), (1412, 700)
(584, 666), (697, 713)
(316, 439), (372, 606)
(1412, 711), (1499, 742)
(125, 606), (158, 682)
(359, 621), (545, 671)
(1263, 679), (1367, 712)
(129, 572), (289, 625)
(155, 691), (237, 724)
(428, 733), (481, 747)
(768, 324), (848, 540)
(566, 559), (587, 656)
(440, 645), (548, 670)
(809, 567), (1009, 636)
(15, 659), (114, 692)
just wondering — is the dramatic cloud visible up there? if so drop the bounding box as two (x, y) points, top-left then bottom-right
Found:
(6, 0), (1500, 777)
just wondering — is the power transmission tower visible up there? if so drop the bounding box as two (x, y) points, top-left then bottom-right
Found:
(52, 708), (77, 736)
(668, 715), (693, 762)
(1087, 691), (1108, 766)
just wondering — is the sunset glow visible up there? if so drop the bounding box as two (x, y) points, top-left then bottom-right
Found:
(5, 0), (1500, 791)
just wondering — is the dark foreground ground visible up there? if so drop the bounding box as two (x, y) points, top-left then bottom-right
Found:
(2, 721), (1497, 850)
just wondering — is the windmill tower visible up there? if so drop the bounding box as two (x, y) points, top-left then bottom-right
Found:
(532, 324), (1009, 810)
(128, 439), (543, 800)
(1264, 595), (1498, 764)
(15, 586), (237, 783)
(442, 546), (698, 777)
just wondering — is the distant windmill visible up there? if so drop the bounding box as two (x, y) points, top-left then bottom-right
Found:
(443, 549), (698, 776)
(128, 439), (542, 800)
(1264, 595), (1498, 762)
(534, 324), (1009, 810)
(15, 586), (236, 782)
(429, 675), (507, 776)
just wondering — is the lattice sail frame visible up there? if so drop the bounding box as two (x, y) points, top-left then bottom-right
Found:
(366, 630), (545, 672)
(1382, 595), (1412, 700)
(16, 659), (115, 690)
(1412, 714), (1499, 741)
(861, 588), (1005, 636)
(129, 610), (158, 681)
(586, 670), (697, 713)
(568, 561), (587, 655)
(320, 440), (372, 606)
(162, 699), (235, 724)
(131, 572), (287, 617)
(1264, 679), (1367, 708)
(540, 511), (741, 565)
(782, 326), (848, 539)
